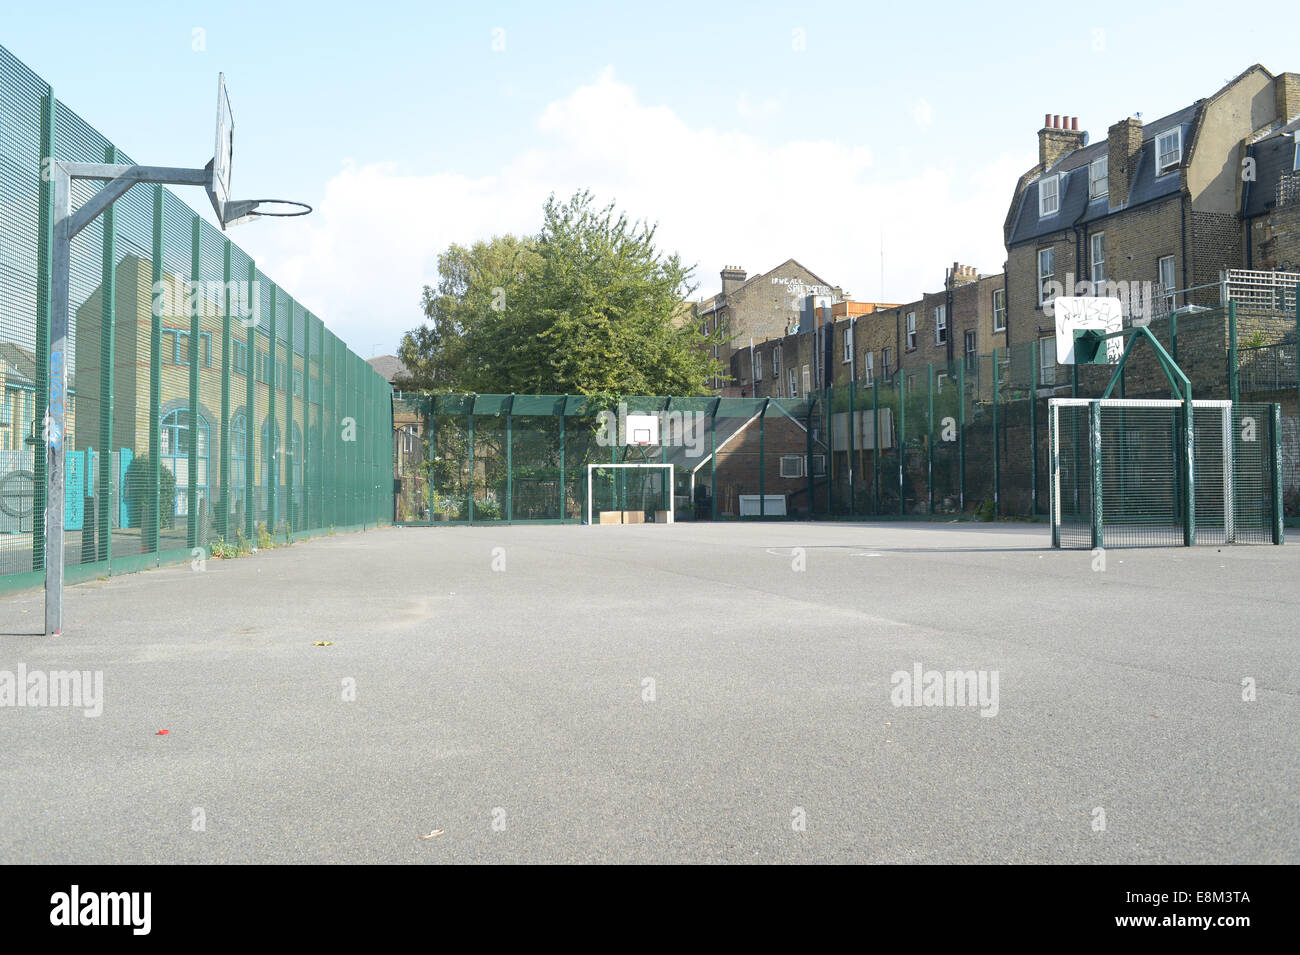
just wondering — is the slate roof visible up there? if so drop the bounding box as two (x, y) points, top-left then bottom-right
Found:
(1007, 102), (1201, 247)
(367, 354), (409, 384)
(1243, 118), (1300, 218)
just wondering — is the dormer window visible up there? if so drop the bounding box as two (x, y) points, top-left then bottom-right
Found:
(1089, 156), (1108, 199)
(1039, 174), (1060, 216)
(1156, 128), (1182, 174)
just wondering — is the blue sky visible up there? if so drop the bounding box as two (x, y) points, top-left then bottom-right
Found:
(3, 1), (1292, 356)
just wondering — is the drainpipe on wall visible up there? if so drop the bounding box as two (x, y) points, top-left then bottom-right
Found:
(945, 268), (955, 364)
(1181, 199), (1189, 309)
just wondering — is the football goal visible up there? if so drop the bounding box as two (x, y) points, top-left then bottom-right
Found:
(1049, 398), (1283, 549)
(586, 463), (675, 525)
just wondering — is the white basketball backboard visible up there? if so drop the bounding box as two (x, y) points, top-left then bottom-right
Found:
(1054, 297), (1123, 364)
(625, 413), (659, 446)
(207, 73), (234, 226)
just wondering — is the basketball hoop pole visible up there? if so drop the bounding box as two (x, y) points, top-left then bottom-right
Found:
(43, 160), (212, 635)
(41, 74), (310, 635)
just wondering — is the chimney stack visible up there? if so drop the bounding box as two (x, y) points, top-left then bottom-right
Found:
(1039, 113), (1087, 169)
(1107, 116), (1144, 207)
(948, 263), (979, 288)
(720, 265), (747, 296)
(1277, 72), (1300, 124)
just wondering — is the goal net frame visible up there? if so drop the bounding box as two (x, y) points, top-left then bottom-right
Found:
(1049, 398), (1235, 549)
(586, 463), (675, 525)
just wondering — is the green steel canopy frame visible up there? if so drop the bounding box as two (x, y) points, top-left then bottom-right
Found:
(1093, 325), (1197, 546)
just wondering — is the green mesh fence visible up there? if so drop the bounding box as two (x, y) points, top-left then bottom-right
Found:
(0, 44), (392, 589)
(1049, 399), (1281, 549)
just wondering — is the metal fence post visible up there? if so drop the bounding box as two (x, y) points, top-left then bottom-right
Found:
(187, 216), (200, 550)
(97, 144), (118, 563)
(711, 398), (719, 521)
(1271, 403), (1284, 545)
(758, 399), (766, 518)
(148, 186), (163, 557)
(1183, 398), (1196, 546)
(467, 402), (475, 523)
(848, 380), (855, 515)
(33, 90), (55, 574)
(303, 312), (313, 529)
(927, 363), (934, 515)
(805, 396), (814, 519)
(267, 284), (278, 534)
(218, 239), (232, 543)
(897, 374), (905, 516)
(873, 377), (880, 515)
(957, 354), (965, 513)
(1030, 340), (1038, 517)
(1228, 299), (1238, 404)
(285, 300), (295, 536)
(558, 397), (566, 520)
(1090, 401), (1103, 549)
(244, 260), (255, 540)
(992, 347), (1000, 516)
(506, 396), (514, 522)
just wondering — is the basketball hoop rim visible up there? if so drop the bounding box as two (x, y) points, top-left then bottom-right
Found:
(243, 199), (312, 217)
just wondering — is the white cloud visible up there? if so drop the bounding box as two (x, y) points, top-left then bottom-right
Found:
(249, 68), (1028, 356)
(737, 92), (786, 120)
(914, 99), (934, 129)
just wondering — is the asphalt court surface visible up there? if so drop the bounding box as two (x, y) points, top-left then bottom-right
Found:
(1, 521), (1295, 863)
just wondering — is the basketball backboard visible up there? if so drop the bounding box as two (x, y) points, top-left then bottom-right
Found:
(1054, 296), (1123, 364)
(625, 413), (659, 446)
(206, 73), (234, 226)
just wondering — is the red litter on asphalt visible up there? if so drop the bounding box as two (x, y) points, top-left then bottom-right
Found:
(156, 730), (169, 735)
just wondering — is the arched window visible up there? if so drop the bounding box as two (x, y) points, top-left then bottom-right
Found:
(230, 412), (247, 505)
(160, 408), (209, 517)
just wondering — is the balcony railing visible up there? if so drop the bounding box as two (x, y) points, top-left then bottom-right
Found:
(1226, 268), (1299, 313)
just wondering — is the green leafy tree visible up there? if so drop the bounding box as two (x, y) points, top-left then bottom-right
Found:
(397, 190), (725, 396)
(396, 234), (540, 392)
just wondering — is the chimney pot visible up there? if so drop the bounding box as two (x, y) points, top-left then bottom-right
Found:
(1044, 113), (1052, 128)
(1053, 114), (1061, 128)
(1071, 117), (1078, 131)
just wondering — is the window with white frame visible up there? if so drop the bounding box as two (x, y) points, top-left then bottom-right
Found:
(992, 288), (1006, 331)
(936, 373), (948, 394)
(1038, 247), (1055, 306)
(906, 311), (917, 350)
(1039, 174), (1060, 216)
(788, 367), (798, 398)
(864, 351), (874, 383)
(811, 454), (826, 477)
(934, 305), (947, 344)
(773, 345), (781, 379)
(802, 364), (811, 396)
(754, 350), (762, 381)
(964, 329), (977, 369)
(1158, 255), (1175, 294)
(1039, 335), (1055, 385)
(780, 454), (803, 479)
(843, 325), (853, 362)
(1090, 232), (1105, 285)
(882, 347), (892, 377)
(1156, 128), (1182, 173)
(1089, 156), (1108, 199)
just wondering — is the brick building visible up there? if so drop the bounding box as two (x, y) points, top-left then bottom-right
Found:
(695, 259), (843, 395)
(1244, 92), (1300, 272)
(1003, 65), (1300, 388)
